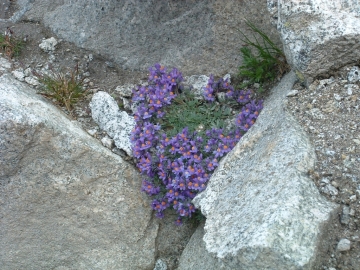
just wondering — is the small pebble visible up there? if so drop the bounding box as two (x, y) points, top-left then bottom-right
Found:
(286, 89), (299, 97)
(340, 206), (350, 225)
(87, 129), (97, 136)
(333, 94), (342, 101)
(153, 259), (167, 270)
(101, 136), (115, 149)
(336, 238), (351, 252)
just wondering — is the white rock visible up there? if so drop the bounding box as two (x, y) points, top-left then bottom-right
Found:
(89, 91), (135, 156)
(48, 54), (56, 62)
(24, 76), (39, 86)
(12, 69), (25, 81)
(0, 57), (11, 72)
(333, 94), (343, 101)
(153, 259), (167, 270)
(24, 67), (32, 77)
(336, 239), (351, 252)
(121, 97), (132, 111)
(39, 37), (58, 52)
(348, 66), (360, 83)
(101, 136), (115, 149)
(286, 89), (299, 97)
(223, 73), (231, 83)
(87, 129), (97, 136)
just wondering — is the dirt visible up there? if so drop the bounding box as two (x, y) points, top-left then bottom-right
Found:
(1, 6), (359, 270)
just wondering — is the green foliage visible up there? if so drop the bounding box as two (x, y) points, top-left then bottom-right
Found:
(36, 65), (87, 113)
(238, 20), (289, 88)
(0, 28), (24, 58)
(160, 89), (236, 138)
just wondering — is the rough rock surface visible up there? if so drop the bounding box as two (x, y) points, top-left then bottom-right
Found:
(13, 0), (281, 76)
(180, 72), (339, 269)
(89, 91), (135, 156)
(177, 223), (222, 270)
(0, 72), (158, 269)
(268, 0), (360, 84)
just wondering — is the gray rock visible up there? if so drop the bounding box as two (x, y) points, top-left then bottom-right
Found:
(183, 73), (231, 98)
(321, 184), (339, 196)
(186, 72), (338, 269)
(89, 91), (135, 156)
(177, 223), (223, 270)
(347, 66), (360, 83)
(0, 72), (157, 269)
(340, 206), (350, 225)
(270, 1), (360, 84)
(16, 0), (281, 76)
(336, 239), (351, 252)
(115, 83), (135, 98)
(39, 37), (58, 52)
(183, 75), (209, 97)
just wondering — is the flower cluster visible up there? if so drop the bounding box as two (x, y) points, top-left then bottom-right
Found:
(131, 64), (263, 225)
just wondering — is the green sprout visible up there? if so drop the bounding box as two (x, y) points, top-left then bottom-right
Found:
(238, 20), (289, 89)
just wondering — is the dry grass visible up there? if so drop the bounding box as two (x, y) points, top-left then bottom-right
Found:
(0, 28), (24, 58)
(35, 65), (87, 114)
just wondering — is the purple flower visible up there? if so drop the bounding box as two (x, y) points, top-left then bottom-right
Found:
(141, 180), (160, 195)
(132, 64), (263, 224)
(175, 218), (183, 226)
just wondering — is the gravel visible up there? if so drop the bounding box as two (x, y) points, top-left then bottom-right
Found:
(286, 65), (360, 269)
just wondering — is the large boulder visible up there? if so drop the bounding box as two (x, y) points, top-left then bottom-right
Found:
(178, 72), (338, 269)
(13, 0), (281, 76)
(268, 0), (360, 84)
(0, 64), (158, 269)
